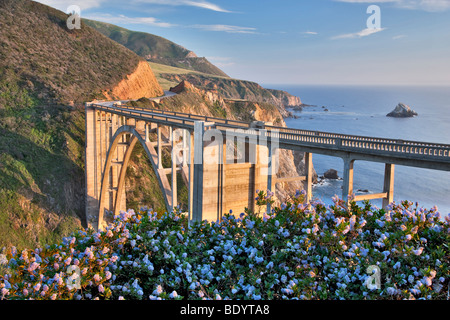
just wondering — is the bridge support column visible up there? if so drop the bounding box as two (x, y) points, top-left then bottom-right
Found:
(85, 105), (99, 229)
(183, 129), (188, 167)
(188, 130), (195, 225)
(267, 141), (276, 214)
(305, 152), (313, 204)
(144, 122), (150, 143)
(342, 157), (355, 207)
(192, 122), (205, 222)
(219, 141), (226, 219)
(157, 124), (162, 170)
(382, 163), (395, 209)
(171, 126), (178, 211)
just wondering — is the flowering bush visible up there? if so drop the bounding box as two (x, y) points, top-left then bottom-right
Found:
(0, 191), (449, 300)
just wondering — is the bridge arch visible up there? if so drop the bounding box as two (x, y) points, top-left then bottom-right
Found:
(97, 125), (173, 229)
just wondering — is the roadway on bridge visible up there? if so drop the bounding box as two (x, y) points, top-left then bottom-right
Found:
(95, 90), (177, 107)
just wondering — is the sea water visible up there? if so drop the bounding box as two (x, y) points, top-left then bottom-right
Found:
(265, 84), (450, 214)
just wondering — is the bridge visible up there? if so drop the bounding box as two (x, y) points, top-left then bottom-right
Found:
(85, 102), (450, 231)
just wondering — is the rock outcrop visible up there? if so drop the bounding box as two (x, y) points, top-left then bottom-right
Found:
(169, 80), (196, 94)
(267, 89), (302, 109)
(387, 103), (418, 118)
(104, 61), (164, 100)
(324, 169), (339, 180)
(161, 74), (300, 118)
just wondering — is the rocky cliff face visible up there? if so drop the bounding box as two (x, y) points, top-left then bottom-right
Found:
(162, 74), (300, 118)
(103, 61), (164, 100)
(267, 89), (302, 108)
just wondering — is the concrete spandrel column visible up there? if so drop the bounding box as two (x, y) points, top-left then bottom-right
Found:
(157, 124), (162, 170)
(183, 129), (188, 167)
(188, 130), (195, 225)
(145, 122), (149, 143)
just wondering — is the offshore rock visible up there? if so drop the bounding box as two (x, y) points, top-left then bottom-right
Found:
(387, 103), (418, 118)
(324, 169), (339, 180)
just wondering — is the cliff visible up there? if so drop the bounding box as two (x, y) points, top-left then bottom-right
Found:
(267, 89), (302, 108)
(103, 61), (164, 100)
(162, 73), (299, 118)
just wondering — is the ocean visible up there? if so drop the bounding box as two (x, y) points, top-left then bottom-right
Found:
(265, 84), (450, 215)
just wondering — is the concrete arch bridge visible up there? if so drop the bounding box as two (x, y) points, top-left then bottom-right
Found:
(85, 102), (450, 230)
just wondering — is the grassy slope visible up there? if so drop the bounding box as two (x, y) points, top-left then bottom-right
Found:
(149, 62), (229, 90)
(84, 19), (229, 78)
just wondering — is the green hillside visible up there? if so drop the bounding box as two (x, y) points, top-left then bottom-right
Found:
(83, 19), (229, 78)
(0, 0), (160, 249)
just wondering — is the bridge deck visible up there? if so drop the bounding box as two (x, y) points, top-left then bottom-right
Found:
(90, 103), (450, 172)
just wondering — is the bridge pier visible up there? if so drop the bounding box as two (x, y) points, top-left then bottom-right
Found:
(382, 163), (395, 209)
(266, 140), (276, 214)
(342, 157), (395, 210)
(192, 121), (205, 222)
(85, 105), (99, 229)
(342, 157), (355, 205)
(305, 152), (313, 204)
(170, 126), (177, 211)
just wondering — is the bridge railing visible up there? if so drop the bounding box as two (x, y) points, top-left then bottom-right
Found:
(265, 124), (450, 149)
(118, 104), (450, 148)
(92, 103), (199, 128)
(264, 129), (450, 160)
(112, 104), (251, 128)
(90, 103), (450, 162)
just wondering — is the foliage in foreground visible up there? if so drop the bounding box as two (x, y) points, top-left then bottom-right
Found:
(0, 191), (449, 300)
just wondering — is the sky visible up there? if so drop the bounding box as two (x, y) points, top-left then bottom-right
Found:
(35, 0), (450, 86)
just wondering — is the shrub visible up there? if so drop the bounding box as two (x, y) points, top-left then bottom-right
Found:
(0, 191), (449, 300)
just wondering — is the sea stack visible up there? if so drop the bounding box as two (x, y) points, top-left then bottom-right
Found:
(386, 103), (418, 118)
